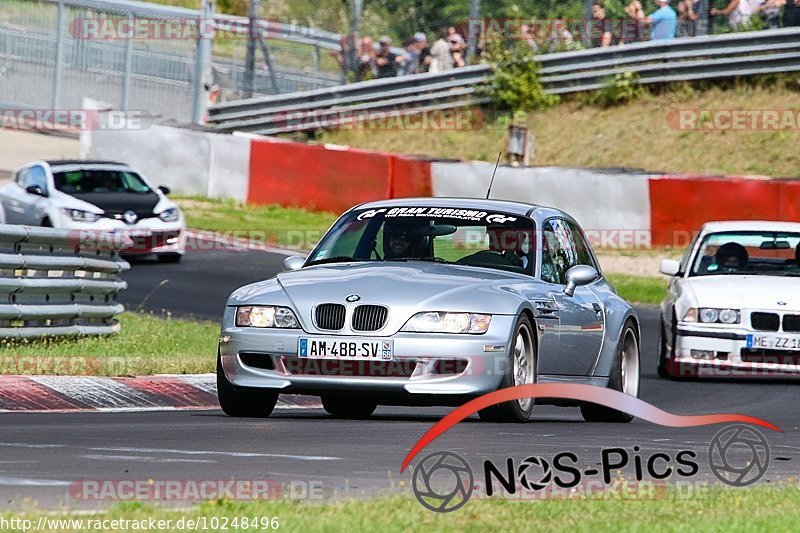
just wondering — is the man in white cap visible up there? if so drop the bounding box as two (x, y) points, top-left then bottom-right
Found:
(635, 0), (678, 40)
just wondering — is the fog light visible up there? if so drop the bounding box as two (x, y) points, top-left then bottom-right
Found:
(166, 237), (179, 244)
(690, 349), (715, 360)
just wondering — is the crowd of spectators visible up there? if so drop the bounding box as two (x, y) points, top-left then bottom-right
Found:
(333, 0), (800, 80)
(588, 0), (800, 46)
(333, 25), (472, 81)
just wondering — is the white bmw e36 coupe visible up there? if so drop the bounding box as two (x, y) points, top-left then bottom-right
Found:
(658, 220), (800, 379)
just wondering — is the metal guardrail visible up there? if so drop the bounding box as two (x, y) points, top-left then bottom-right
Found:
(0, 225), (130, 339)
(208, 27), (800, 135)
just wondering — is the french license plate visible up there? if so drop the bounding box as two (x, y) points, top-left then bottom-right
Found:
(298, 338), (393, 360)
(746, 334), (800, 350)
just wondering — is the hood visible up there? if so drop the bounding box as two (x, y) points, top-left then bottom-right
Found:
(685, 275), (800, 311)
(228, 262), (536, 333)
(69, 191), (161, 217)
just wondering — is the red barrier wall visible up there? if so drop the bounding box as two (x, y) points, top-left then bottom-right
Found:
(247, 138), (432, 212)
(649, 175), (799, 246)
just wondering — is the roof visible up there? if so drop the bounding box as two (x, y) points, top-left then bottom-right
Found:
(356, 197), (544, 217)
(702, 220), (800, 233)
(44, 159), (129, 168)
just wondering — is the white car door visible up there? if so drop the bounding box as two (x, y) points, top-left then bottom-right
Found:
(1, 168), (32, 224)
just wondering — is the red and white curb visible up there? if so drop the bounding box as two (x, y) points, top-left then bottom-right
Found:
(0, 374), (321, 413)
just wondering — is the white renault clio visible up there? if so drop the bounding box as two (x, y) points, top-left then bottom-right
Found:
(0, 160), (185, 262)
(658, 221), (800, 379)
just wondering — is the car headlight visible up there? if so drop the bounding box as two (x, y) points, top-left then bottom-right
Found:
(689, 307), (740, 324)
(158, 207), (180, 222)
(401, 312), (491, 334)
(235, 306), (299, 328)
(62, 208), (101, 222)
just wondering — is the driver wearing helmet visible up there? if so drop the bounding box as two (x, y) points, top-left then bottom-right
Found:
(714, 242), (748, 272)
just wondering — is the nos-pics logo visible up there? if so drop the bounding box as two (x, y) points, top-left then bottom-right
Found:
(411, 424), (770, 512)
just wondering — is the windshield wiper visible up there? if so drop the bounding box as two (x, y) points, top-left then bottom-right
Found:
(385, 257), (451, 264)
(305, 256), (356, 266)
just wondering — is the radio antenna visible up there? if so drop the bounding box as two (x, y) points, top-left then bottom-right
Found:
(485, 152), (502, 199)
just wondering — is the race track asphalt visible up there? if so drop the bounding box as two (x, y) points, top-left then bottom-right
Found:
(1, 245), (798, 508)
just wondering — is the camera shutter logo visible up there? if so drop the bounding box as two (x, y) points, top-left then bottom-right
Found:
(411, 451), (473, 513)
(708, 424), (770, 487)
(517, 456), (552, 491)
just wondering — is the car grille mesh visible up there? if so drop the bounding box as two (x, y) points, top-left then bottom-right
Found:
(782, 314), (800, 333)
(315, 304), (346, 330)
(751, 312), (779, 331)
(352, 305), (388, 331)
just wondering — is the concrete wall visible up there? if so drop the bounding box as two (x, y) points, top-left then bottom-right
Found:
(432, 162), (653, 246)
(86, 123), (250, 201)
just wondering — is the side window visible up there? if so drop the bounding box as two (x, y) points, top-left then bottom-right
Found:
(566, 221), (598, 270)
(28, 165), (48, 192)
(541, 219), (582, 284)
(15, 168), (30, 187)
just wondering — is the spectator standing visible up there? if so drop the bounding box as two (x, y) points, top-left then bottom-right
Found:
(785, 0), (800, 26)
(417, 33), (432, 73)
(519, 23), (540, 53)
(590, 1), (619, 47)
(447, 27), (467, 67)
(636, 0), (678, 40)
(710, 0), (754, 29)
(429, 29), (454, 73)
(548, 19), (575, 51)
(623, 1), (647, 42)
(354, 36), (377, 81)
(400, 32), (428, 75)
(677, 0), (700, 35)
(375, 36), (405, 78)
(755, 0), (786, 28)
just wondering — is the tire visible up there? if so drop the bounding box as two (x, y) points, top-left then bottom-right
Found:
(216, 356), (278, 418)
(657, 318), (671, 379)
(157, 253), (182, 264)
(581, 320), (639, 423)
(478, 314), (536, 423)
(321, 394), (377, 419)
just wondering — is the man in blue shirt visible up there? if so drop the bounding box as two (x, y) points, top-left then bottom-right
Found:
(637, 0), (678, 40)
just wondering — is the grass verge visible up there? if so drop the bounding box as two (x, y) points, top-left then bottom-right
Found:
(4, 485), (800, 531)
(606, 274), (668, 306)
(0, 312), (218, 376)
(176, 196), (337, 251)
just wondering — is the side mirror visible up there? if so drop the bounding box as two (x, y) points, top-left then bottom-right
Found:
(25, 185), (46, 197)
(281, 255), (305, 272)
(659, 259), (681, 277)
(564, 265), (599, 297)
(158, 185), (171, 195)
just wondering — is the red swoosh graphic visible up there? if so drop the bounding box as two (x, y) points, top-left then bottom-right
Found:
(400, 383), (781, 473)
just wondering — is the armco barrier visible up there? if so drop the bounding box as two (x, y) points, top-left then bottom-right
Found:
(247, 137), (432, 212)
(648, 175), (800, 247)
(0, 225), (129, 338)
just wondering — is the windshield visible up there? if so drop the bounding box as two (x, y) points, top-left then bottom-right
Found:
(690, 231), (800, 277)
(306, 206), (536, 275)
(53, 169), (152, 194)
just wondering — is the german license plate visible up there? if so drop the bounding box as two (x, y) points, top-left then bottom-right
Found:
(298, 338), (393, 360)
(746, 334), (800, 350)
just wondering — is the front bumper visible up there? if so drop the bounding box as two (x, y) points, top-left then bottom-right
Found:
(219, 312), (517, 402)
(669, 323), (800, 379)
(58, 216), (186, 255)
